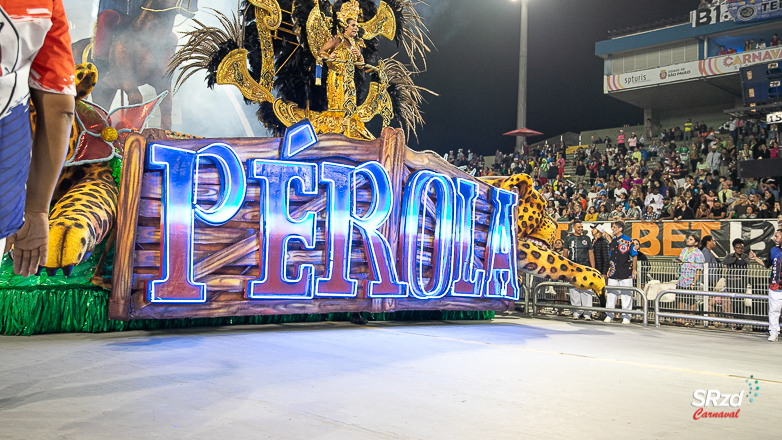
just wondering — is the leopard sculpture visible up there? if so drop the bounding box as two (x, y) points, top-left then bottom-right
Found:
(481, 174), (606, 296)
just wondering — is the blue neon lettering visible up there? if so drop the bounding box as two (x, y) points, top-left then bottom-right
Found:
(146, 140), (519, 303)
(315, 162), (359, 297)
(281, 120), (318, 159)
(483, 187), (520, 300)
(399, 170), (456, 299)
(246, 160), (319, 299)
(451, 178), (486, 297)
(145, 144), (206, 303)
(351, 161), (407, 298)
(193, 143), (247, 225)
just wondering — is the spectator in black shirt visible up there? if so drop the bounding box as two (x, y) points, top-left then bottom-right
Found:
(673, 199), (695, 220)
(759, 202), (775, 219)
(651, 167), (662, 183)
(564, 221), (595, 320)
(560, 180), (574, 199)
(511, 158), (523, 175)
(723, 239), (750, 326)
(633, 238), (651, 279)
(575, 161), (586, 186)
(702, 174), (717, 195)
(598, 162), (608, 180)
(711, 201), (727, 219)
(571, 204), (586, 222)
(763, 189), (776, 210)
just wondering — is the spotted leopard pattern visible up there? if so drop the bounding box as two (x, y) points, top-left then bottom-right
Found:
(481, 174), (606, 295)
(46, 165), (118, 270)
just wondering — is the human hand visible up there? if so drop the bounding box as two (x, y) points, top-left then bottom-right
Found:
(749, 250), (757, 260)
(8, 212), (49, 277)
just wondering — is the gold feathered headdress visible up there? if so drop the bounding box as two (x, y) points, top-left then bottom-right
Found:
(337, 0), (361, 26)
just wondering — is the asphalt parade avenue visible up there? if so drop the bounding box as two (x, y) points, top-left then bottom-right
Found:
(1, 314), (779, 439)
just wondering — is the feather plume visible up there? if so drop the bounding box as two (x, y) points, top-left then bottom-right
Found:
(166, 8), (245, 93)
(384, 0), (434, 70)
(256, 101), (286, 135)
(381, 55), (436, 142)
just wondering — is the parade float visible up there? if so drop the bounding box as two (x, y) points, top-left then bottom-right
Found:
(0, 0), (605, 335)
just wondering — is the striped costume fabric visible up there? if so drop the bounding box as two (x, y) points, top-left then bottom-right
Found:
(0, 101), (33, 238)
(0, 0), (75, 239)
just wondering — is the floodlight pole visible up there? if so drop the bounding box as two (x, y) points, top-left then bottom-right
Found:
(516, 0), (528, 154)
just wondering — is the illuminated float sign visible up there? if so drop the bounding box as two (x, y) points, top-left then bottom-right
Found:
(142, 122), (519, 304)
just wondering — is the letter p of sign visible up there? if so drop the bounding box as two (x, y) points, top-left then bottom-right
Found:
(146, 143), (247, 303)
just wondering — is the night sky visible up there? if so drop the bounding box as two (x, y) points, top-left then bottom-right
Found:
(402, 0), (696, 156)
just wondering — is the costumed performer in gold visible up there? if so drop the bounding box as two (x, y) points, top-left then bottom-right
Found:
(318, 16), (365, 136)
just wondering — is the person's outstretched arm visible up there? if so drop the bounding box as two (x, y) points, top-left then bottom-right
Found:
(6, 90), (74, 276)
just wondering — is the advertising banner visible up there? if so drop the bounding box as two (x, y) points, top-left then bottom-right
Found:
(729, 0), (782, 24)
(691, 0), (782, 26)
(556, 220), (780, 259)
(605, 47), (782, 92)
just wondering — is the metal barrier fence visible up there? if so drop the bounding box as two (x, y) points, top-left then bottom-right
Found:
(531, 282), (648, 326)
(654, 289), (770, 328)
(514, 257), (773, 332)
(520, 281), (530, 316)
(638, 259), (771, 329)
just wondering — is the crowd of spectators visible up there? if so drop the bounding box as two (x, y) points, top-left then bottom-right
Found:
(488, 118), (782, 224)
(716, 34), (781, 56)
(443, 148), (486, 176)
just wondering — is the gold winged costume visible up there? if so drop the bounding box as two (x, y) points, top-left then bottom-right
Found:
(169, 0), (433, 140)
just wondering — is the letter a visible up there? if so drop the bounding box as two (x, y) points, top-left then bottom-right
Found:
(483, 187), (520, 300)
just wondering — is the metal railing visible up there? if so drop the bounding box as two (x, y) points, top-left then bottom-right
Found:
(521, 281), (530, 315)
(639, 259), (771, 329)
(531, 282), (648, 326)
(515, 256), (772, 332)
(639, 260), (771, 293)
(654, 289), (770, 328)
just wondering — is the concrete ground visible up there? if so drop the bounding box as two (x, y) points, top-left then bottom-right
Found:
(0, 313), (779, 440)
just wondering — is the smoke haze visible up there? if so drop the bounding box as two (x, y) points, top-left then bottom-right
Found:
(64, 0), (271, 138)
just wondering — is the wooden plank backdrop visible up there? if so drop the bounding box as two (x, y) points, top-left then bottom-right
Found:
(109, 129), (513, 320)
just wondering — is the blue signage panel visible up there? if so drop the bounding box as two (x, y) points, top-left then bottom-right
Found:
(729, 0), (782, 23)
